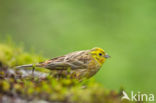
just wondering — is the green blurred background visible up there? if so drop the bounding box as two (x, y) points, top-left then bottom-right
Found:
(0, 0), (156, 95)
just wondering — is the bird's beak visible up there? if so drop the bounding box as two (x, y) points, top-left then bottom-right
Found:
(103, 54), (110, 59)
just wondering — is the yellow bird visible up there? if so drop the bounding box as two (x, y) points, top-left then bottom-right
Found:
(16, 47), (110, 79)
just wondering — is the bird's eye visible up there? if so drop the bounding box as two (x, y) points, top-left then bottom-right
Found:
(99, 53), (102, 56)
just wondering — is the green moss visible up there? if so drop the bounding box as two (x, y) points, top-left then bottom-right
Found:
(0, 43), (131, 103)
(0, 44), (50, 73)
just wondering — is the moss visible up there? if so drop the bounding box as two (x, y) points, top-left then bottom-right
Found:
(0, 44), (49, 73)
(0, 43), (131, 103)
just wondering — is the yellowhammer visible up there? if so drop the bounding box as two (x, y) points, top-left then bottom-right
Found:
(16, 47), (110, 79)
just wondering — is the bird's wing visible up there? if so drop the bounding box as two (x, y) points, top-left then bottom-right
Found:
(40, 50), (91, 70)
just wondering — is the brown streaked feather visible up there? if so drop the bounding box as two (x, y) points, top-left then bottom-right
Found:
(39, 50), (92, 70)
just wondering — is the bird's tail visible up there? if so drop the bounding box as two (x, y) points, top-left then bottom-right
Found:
(15, 64), (40, 69)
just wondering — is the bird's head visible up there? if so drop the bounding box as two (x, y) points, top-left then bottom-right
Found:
(90, 47), (110, 65)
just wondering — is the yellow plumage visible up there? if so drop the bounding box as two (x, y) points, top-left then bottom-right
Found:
(16, 47), (110, 79)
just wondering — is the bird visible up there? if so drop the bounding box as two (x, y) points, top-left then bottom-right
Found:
(16, 47), (110, 79)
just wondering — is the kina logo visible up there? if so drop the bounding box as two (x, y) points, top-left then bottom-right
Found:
(121, 91), (154, 102)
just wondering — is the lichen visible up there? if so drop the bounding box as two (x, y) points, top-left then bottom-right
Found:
(0, 43), (130, 103)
